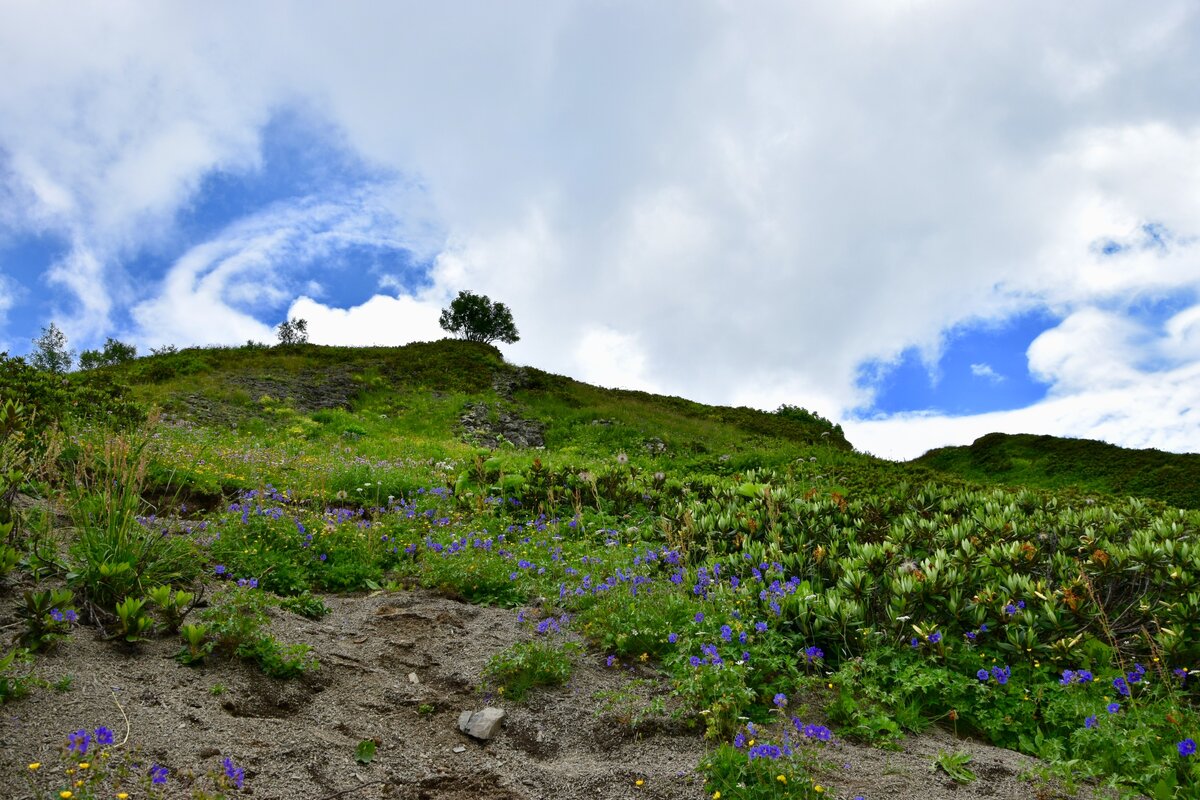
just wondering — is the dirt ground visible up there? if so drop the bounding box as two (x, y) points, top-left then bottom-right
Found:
(1, 585), (1113, 800)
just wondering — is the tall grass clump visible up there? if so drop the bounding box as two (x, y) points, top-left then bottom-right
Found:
(67, 421), (198, 617)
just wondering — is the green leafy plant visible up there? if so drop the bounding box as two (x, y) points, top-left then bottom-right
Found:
(482, 639), (578, 701)
(355, 739), (377, 765)
(177, 623), (213, 666)
(201, 584), (317, 678)
(67, 431), (198, 613)
(112, 596), (154, 643)
(934, 750), (977, 784)
(672, 656), (758, 741)
(18, 588), (76, 651)
(593, 679), (669, 730)
(0, 647), (35, 704)
(146, 584), (194, 632)
(279, 590), (329, 619)
(0, 543), (19, 581)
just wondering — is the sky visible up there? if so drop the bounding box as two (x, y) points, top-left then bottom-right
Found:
(1, 2), (1198, 460)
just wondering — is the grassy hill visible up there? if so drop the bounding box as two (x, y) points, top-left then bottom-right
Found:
(2, 340), (1199, 798)
(915, 431), (1200, 509)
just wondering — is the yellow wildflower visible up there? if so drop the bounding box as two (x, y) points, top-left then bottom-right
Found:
(777, 774), (787, 784)
(79, 762), (90, 770)
(28, 762), (41, 771)
(60, 793), (73, 799)
(635, 778), (644, 787)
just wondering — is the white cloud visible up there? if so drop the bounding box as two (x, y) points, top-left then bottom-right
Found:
(289, 294), (444, 347)
(573, 326), (662, 393)
(129, 188), (430, 349)
(970, 363), (1004, 383)
(1026, 308), (1145, 392)
(0, 2), (1198, 457)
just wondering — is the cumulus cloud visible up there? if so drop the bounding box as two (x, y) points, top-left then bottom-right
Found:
(1, 2), (1199, 457)
(289, 294), (444, 347)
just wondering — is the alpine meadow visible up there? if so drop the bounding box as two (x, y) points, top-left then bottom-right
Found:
(1, 337), (1197, 799)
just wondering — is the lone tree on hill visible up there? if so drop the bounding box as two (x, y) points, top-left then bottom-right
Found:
(276, 317), (309, 346)
(30, 322), (74, 373)
(439, 291), (520, 345)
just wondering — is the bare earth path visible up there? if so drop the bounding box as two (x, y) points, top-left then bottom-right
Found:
(2, 588), (1104, 799)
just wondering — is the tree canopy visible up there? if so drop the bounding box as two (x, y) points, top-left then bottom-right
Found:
(276, 318), (309, 346)
(79, 338), (137, 370)
(30, 323), (74, 373)
(438, 291), (519, 345)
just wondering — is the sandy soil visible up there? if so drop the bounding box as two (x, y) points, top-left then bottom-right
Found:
(2, 585), (1112, 800)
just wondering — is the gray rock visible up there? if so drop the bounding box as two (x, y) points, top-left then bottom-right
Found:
(457, 707), (506, 740)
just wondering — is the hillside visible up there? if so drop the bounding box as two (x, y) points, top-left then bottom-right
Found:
(915, 431), (1200, 510)
(1, 340), (1198, 799)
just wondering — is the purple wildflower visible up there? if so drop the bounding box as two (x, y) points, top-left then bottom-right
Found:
(67, 729), (89, 755)
(223, 757), (245, 789)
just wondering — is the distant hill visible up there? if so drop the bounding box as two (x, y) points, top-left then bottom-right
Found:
(17, 339), (1198, 510)
(914, 431), (1200, 509)
(96, 339), (851, 465)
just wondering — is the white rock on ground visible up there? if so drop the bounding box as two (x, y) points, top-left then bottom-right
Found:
(457, 707), (506, 740)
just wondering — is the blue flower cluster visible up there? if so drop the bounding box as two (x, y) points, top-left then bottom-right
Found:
(223, 756), (245, 789)
(1059, 668), (1094, 685)
(976, 665), (1011, 684)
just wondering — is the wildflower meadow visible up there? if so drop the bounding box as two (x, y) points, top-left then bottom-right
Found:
(1, 340), (1197, 798)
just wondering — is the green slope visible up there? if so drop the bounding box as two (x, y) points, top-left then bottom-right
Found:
(914, 431), (1200, 509)
(113, 340), (848, 455)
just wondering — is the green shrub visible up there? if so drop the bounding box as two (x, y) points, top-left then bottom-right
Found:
(201, 584), (318, 678)
(483, 639), (578, 701)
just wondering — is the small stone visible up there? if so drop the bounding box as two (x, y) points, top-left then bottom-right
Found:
(453, 745), (466, 754)
(457, 707), (506, 740)
(408, 672), (420, 684)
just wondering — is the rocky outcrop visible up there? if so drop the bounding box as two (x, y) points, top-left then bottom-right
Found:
(459, 403), (545, 449)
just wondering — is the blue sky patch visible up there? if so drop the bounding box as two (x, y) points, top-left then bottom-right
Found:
(856, 308), (1060, 416)
(0, 230), (72, 350)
